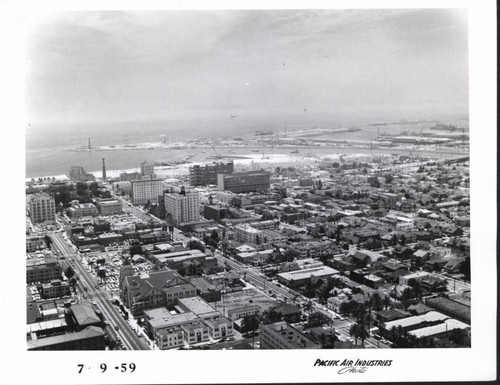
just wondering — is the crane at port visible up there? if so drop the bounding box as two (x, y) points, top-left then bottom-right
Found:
(211, 145), (224, 159)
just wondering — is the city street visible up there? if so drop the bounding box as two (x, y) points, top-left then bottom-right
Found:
(212, 251), (390, 349)
(49, 232), (150, 350)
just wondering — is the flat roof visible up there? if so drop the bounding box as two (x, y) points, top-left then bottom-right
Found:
(384, 311), (449, 330)
(177, 297), (218, 317)
(261, 322), (319, 349)
(408, 319), (470, 338)
(278, 266), (339, 281)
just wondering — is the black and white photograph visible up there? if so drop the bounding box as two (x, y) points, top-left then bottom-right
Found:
(1, 0), (496, 383)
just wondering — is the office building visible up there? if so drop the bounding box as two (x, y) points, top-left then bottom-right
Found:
(67, 203), (98, 218)
(140, 161), (156, 179)
(217, 171), (270, 193)
(96, 199), (123, 216)
(203, 205), (227, 222)
(259, 321), (320, 349)
(164, 189), (200, 225)
(130, 179), (163, 205)
(26, 257), (62, 284)
(120, 171), (142, 182)
(28, 193), (56, 223)
(26, 236), (46, 252)
(40, 280), (71, 299)
(189, 162), (234, 186)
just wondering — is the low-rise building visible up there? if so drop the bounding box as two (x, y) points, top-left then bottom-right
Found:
(189, 277), (222, 303)
(277, 266), (339, 287)
(260, 321), (320, 349)
(67, 203), (98, 218)
(27, 326), (105, 351)
(121, 270), (197, 316)
(26, 257), (62, 284)
(26, 236), (46, 252)
(225, 304), (261, 321)
(235, 225), (262, 244)
(40, 280), (71, 299)
(96, 199), (123, 216)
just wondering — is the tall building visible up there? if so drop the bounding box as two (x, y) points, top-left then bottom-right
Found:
(189, 162), (234, 186)
(28, 193), (56, 223)
(68, 166), (95, 182)
(217, 170), (270, 193)
(164, 189), (200, 225)
(140, 161), (156, 179)
(130, 179), (163, 205)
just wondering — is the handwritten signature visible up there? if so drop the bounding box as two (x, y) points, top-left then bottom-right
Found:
(338, 366), (368, 375)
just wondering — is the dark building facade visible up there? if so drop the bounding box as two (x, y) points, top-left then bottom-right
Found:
(217, 171), (271, 194)
(189, 162), (234, 186)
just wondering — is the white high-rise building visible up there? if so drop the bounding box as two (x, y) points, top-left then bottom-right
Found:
(131, 179), (163, 205)
(164, 190), (200, 225)
(28, 193), (56, 224)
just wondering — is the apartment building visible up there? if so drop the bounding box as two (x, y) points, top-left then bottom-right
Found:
(164, 190), (200, 225)
(130, 179), (163, 205)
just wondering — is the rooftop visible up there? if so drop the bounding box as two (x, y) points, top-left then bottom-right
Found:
(27, 326), (105, 350)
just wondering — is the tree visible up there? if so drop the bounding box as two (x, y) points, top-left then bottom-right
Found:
(449, 328), (469, 346)
(401, 287), (415, 300)
(284, 248), (300, 261)
(97, 268), (107, 285)
(187, 240), (205, 252)
(262, 309), (282, 323)
(241, 314), (260, 336)
(129, 244), (143, 256)
(44, 235), (52, 249)
(369, 293), (384, 311)
(306, 311), (331, 328)
(64, 266), (75, 280)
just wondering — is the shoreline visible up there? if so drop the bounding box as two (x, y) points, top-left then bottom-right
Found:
(26, 147), (468, 183)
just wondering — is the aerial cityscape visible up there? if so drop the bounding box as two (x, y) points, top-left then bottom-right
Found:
(25, 9), (471, 351)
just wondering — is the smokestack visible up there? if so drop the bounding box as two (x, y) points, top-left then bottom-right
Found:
(88, 137), (91, 150)
(102, 158), (107, 180)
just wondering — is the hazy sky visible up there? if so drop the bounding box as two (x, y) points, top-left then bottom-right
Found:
(25, 9), (469, 126)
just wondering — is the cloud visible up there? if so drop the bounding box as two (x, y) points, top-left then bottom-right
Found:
(25, 9), (469, 125)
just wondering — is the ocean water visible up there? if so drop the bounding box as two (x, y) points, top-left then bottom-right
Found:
(25, 117), (467, 178)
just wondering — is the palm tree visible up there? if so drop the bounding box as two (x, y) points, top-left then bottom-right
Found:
(97, 269), (107, 286)
(349, 323), (361, 346)
(383, 295), (391, 310)
(357, 323), (369, 347)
